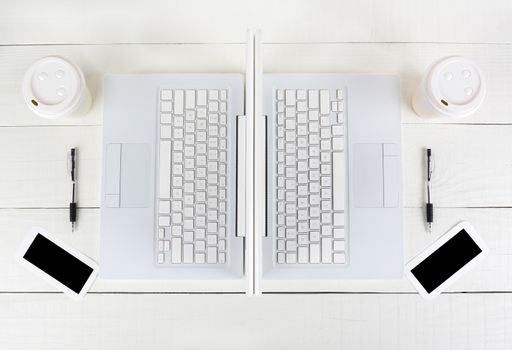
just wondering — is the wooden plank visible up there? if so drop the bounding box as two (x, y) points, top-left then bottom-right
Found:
(0, 209), (246, 293)
(0, 44), (245, 127)
(1, 124), (510, 209)
(1, 43), (511, 127)
(0, 126), (102, 208)
(261, 43), (512, 125)
(1, 208), (510, 293)
(0, 293), (510, 349)
(403, 124), (512, 208)
(0, 0), (511, 44)
(263, 207), (512, 292)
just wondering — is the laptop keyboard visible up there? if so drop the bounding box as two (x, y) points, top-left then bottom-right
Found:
(156, 89), (229, 265)
(272, 89), (347, 265)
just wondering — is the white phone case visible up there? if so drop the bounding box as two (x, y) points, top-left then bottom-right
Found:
(405, 221), (488, 300)
(16, 227), (98, 300)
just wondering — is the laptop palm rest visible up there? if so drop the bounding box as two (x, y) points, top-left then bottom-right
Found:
(105, 143), (150, 208)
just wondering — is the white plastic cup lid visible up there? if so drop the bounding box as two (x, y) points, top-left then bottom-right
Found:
(426, 56), (486, 118)
(22, 56), (86, 119)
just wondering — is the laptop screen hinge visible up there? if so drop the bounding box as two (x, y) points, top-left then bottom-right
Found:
(236, 114), (247, 237)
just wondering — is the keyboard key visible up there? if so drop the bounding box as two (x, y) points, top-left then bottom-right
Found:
(321, 226), (332, 236)
(308, 110), (319, 120)
(171, 238), (182, 263)
(209, 90), (219, 100)
(172, 213), (182, 224)
(208, 222), (218, 233)
(332, 138), (344, 150)
(195, 238), (205, 248)
(334, 213), (345, 226)
(286, 253), (297, 264)
(174, 90), (184, 114)
(185, 90), (195, 109)
(298, 247), (309, 263)
(309, 207), (320, 217)
(183, 244), (194, 263)
(161, 114), (172, 124)
(159, 141), (171, 198)
(185, 111), (195, 121)
(197, 90), (207, 105)
(161, 101), (172, 112)
(333, 240), (346, 251)
(208, 101), (218, 112)
(195, 253), (205, 264)
(310, 244), (320, 263)
(207, 234), (218, 245)
(321, 201), (331, 211)
(321, 238), (332, 263)
(332, 152), (345, 210)
(197, 108), (207, 119)
(308, 90), (319, 109)
(310, 231), (320, 242)
(184, 231), (194, 242)
(320, 90), (329, 115)
(297, 234), (308, 245)
(207, 247), (218, 263)
(161, 89), (172, 101)
(332, 125), (343, 136)
(286, 240), (297, 251)
(320, 116), (330, 127)
(333, 253), (346, 264)
(285, 90), (295, 106)
(334, 228), (345, 239)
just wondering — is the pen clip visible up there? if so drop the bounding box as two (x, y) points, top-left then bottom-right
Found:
(427, 149), (434, 181)
(67, 148), (76, 181)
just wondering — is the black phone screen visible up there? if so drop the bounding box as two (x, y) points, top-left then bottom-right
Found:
(23, 233), (94, 294)
(410, 229), (482, 293)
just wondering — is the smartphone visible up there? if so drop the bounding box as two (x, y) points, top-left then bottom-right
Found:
(405, 221), (488, 300)
(16, 227), (98, 300)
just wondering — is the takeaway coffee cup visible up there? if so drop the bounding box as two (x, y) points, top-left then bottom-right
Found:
(412, 56), (486, 119)
(22, 56), (91, 119)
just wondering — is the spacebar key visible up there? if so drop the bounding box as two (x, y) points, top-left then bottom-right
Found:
(159, 141), (171, 198)
(332, 152), (345, 210)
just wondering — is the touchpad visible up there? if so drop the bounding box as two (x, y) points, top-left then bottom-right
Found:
(353, 143), (383, 208)
(120, 143), (150, 208)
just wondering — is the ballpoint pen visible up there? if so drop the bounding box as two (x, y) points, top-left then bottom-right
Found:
(426, 148), (433, 233)
(69, 148), (77, 232)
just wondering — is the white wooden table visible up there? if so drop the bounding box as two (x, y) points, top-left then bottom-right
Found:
(1, 0), (512, 348)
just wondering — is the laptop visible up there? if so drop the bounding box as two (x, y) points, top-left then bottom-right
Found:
(100, 31), (403, 290)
